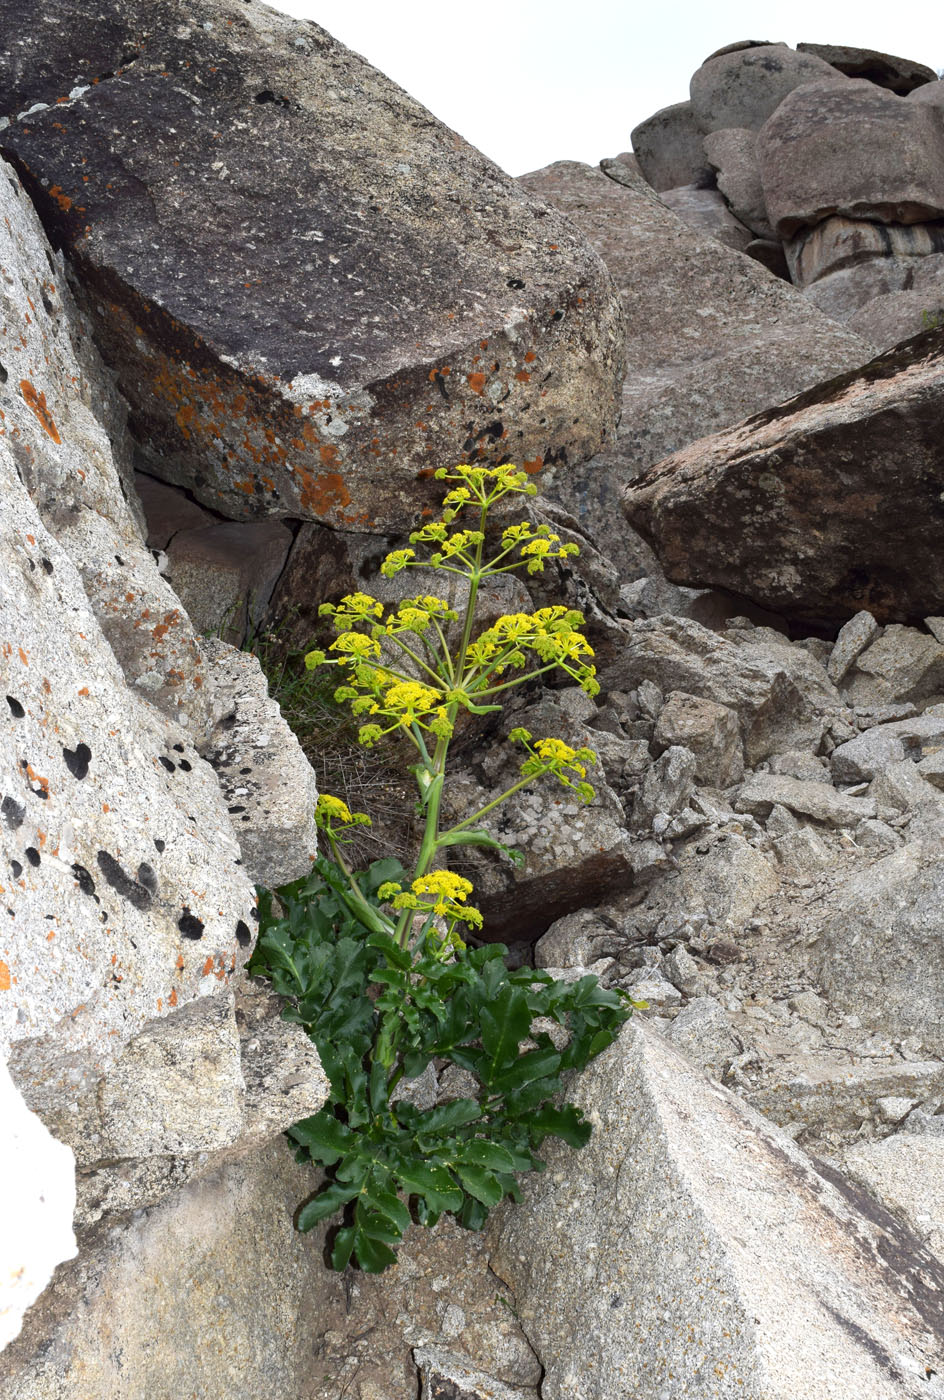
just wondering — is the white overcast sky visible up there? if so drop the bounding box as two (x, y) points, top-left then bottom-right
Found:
(263, 0), (944, 176)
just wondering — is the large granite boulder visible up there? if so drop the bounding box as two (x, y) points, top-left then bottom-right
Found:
(623, 329), (944, 623)
(489, 1021), (944, 1399)
(629, 101), (713, 191)
(0, 0), (624, 533)
(517, 161), (869, 567)
(758, 79), (944, 237)
(689, 43), (841, 134)
(796, 42), (938, 95)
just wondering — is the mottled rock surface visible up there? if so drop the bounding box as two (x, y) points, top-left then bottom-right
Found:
(489, 1021), (944, 1399)
(0, 433), (256, 1132)
(623, 330), (944, 622)
(703, 126), (773, 237)
(629, 101), (713, 191)
(689, 43), (841, 134)
(0, 0), (624, 532)
(658, 184), (753, 251)
(518, 161), (868, 566)
(0, 158), (211, 730)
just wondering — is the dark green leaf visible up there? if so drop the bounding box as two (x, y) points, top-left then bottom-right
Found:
(455, 1164), (504, 1207)
(297, 1180), (360, 1231)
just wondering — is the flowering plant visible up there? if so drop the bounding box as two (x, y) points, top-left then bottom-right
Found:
(250, 465), (630, 1271)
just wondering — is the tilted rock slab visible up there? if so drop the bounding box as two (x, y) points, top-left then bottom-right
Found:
(758, 79), (944, 238)
(489, 1021), (944, 1400)
(623, 329), (944, 622)
(517, 160), (869, 567)
(0, 0), (624, 532)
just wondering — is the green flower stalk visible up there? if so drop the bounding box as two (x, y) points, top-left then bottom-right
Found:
(249, 465), (632, 1273)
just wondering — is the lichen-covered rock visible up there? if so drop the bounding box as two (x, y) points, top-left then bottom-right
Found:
(0, 0), (624, 533)
(629, 101), (713, 191)
(689, 43), (841, 134)
(0, 158), (211, 730)
(758, 79), (944, 237)
(653, 691), (744, 786)
(518, 161), (868, 567)
(0, 433), (260, 1132)
(623, 330), (944, 623)
(489, 1021), (944, 1400)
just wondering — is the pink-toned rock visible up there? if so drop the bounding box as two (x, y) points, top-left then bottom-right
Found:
(759, 79), (944, 237)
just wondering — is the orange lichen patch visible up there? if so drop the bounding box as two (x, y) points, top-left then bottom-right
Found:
(19, 380), (61, 443)
(318, 443), (341, 468)
(48, 185), (73, 213)
(176, 953), (185, 972)
(202, 955), (215, 976)
(295, 467), (351, 514)
(26, 764), (49, 796)
(515, 371), (531, 383)
(18, 647), (28, 665)
(47, 929), (55, 941)
(523, 457), (544, 474)
(467, 372), (487, 395)
(169, 987), (178, 1007)
(0, 961), (11, 991)
(524, 351), (536, 363)
(78, 687), (89, 695)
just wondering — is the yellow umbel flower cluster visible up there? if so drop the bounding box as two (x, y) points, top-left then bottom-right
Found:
(509, 729), (597, 804)
(377, 871), (483, 946)
(315, 794), (372, 831)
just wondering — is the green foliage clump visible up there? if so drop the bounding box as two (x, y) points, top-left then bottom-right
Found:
(250, 464), (632, 1272)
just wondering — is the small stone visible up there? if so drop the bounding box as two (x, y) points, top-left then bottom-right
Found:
(827, 610), (880, 684)
(624, 971), (683, 1006)
(663, 996), (741, 1077)
(876, 1096), (918, 1123)
(663, 946), (704, 996)
(787, 991), (830, 1027)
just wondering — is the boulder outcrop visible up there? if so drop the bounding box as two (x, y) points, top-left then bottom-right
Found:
(518, 160), (868, 566)
(623, 329), (944, 622)
(689, 43), (840, 133)
(0, 0), (624, 533)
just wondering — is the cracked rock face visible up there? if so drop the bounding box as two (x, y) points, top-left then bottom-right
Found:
(623, 330), (944, 623)
(0, 0), (624, 532)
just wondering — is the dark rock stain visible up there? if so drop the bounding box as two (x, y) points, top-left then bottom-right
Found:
(96, 851), (153, 910)
(1, 795), (26, 829)
(71, 863), (96, 897)
(62, 742), (92, 779)
(178, 908), (205, 940)
(25, 847), (40, 867)
(6, 695), (24, 718)
(235, 919), (251, 947)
